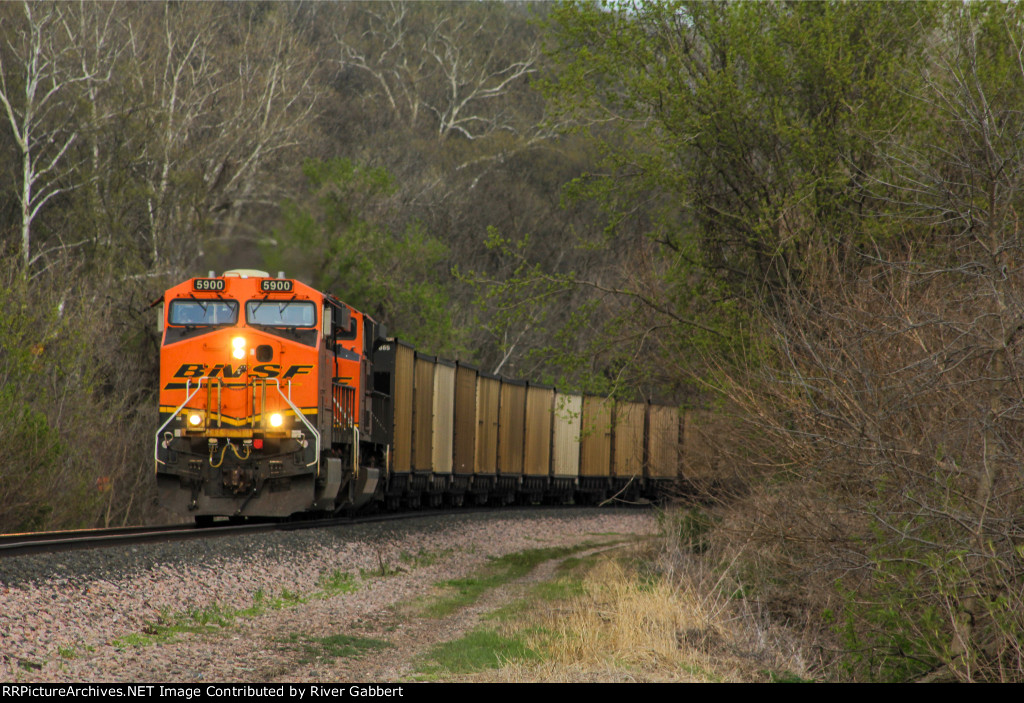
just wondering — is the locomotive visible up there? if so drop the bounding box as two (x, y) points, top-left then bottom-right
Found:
(154, 270), (679, 523)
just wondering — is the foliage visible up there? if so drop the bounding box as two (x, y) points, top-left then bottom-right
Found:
(545, 1), (932, 291)
(464, 0), (937, 398)
(263, 158), (459, 355)
(538, 0), (1024, 681)
(0, 263), (150, 531)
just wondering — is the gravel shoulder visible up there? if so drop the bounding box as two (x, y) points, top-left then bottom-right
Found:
(0, 508), (655, 682)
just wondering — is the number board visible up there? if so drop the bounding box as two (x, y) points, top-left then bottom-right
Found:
(193, 278), (225, 292)
(260, 279), (293, 293)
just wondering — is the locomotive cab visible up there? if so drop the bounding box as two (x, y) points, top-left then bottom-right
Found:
(155, 270), (379, 521)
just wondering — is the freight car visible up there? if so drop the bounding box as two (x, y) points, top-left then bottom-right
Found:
(154, 271), (679, 522)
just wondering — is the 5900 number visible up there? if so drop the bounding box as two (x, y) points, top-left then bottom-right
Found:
(193, 278), (225, 291)
(260, 279), (293, 292)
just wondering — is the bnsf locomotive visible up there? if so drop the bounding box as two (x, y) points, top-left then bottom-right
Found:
(155, 270), (679, 523)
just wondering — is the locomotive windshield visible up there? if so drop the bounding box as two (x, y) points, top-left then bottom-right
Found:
(246, 301), (316, 327)
(168, 299), (238, 326)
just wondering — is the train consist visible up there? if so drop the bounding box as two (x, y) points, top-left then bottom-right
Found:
(155, 271), (680, 522)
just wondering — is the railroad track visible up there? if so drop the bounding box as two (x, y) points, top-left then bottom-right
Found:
(0, 507), (528, 558)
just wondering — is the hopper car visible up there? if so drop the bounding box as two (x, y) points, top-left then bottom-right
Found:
(154, 271), (680, 522)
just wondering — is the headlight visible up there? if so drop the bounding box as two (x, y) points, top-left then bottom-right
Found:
(269, 413), (283, 428)
(188, 412), (203, 427)
(232, 336), (246, 359)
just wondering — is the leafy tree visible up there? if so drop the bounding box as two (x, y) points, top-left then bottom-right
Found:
(517, 1), (938, 391)
(262, 158), (460, 355)
(516, 0), (1024, 681)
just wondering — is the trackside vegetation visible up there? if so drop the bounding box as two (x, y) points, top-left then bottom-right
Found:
(3, 0), (1024, 681)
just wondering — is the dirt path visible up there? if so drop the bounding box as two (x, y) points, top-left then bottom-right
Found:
(296, 544), (613, 682)
(9, 511), (654, 682)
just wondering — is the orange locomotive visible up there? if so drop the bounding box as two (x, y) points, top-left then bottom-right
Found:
(156, 271), (682, 523)
(155, 270), (386, 521)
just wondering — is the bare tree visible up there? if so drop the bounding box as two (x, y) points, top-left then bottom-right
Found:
(113, 3), (318, 272)
(0, 2), (103, 272)
(337, 3), (551, 160)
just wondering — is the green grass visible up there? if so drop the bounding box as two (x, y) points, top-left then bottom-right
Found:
(284, 633), (394, 665)
(110, 570), (360, 650)
(238, 588), (307, 617)
(531, 576), (586, 602)
(57, 643), (94, 659)
(484, 599), (532, 623)
(416, 627), (542, 676)
(359, 547), (458, 579)
(423, 543), (610, 618)
(400, 548), (454, 568)
(410, 542), (632, 678)
(482, 546), (610, 619)
(317, 570), (359, 597)
(111, 602), (241, 648)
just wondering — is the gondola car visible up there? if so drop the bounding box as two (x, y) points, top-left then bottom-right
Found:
(154, 271), (680, 522)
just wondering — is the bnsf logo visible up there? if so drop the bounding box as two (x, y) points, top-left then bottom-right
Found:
(171, 363), (313, 380)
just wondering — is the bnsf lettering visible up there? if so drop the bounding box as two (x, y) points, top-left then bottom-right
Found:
(173, 363), (206, 378)
(174, 363), (247, 378)
(209, 364), (246, 378)
(251, 364), (280, 378)
(171, 363), (313, 381)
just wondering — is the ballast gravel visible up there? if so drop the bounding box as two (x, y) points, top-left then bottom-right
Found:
(0, 508), (655, 682)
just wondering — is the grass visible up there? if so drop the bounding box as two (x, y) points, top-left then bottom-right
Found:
(112, 602), (241, 648)
(400, 548), (453, 568)
(412, 537), (772, 682)
(282, 632), (394, 665)
(404, 541), (623, 678)
(416, 628), (541, 677)
(422, 542), (612, 618)
(357, 547), (456, 579)
(101, 543), (475, 658)
(317, 570), (360, 596)
(97, 520), (782, 682)
(57, 643), (94, 659)
(110, 569), (361, 650)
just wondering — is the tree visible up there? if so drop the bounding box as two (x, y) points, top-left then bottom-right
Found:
(535, 0), (1024, 680)
(115, 2), (319, 274)
(0, 2), (106, 272)
(262, 158), (458, 355)
(477, 0), (937, 394)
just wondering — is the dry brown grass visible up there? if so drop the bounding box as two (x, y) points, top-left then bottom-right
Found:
(463, 539), (812, 683)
